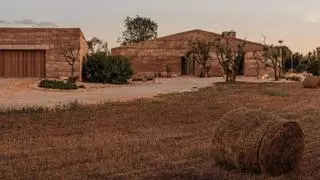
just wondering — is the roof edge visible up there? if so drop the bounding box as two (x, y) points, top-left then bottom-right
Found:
(112, 29), (264, 50)
(0, 27), (81, 30)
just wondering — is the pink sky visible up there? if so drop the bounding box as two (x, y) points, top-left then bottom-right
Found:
(1, 0), (320, 53)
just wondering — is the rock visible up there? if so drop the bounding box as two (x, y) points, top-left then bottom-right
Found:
(261, 74), (270, 80)
(60, 76), (69, 80)
(284, 73), (305, 82)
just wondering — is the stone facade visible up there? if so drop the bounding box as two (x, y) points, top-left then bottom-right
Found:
(0, 28), (88, 80)
(112, 29), (273, 77)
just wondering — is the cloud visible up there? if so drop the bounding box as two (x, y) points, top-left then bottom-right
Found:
(304, 15), (320, 23)
(37, 21), (58, 27)
(0, 19), (58, 27)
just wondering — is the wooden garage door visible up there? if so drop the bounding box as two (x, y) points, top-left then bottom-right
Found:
(0, 50), (45, 78)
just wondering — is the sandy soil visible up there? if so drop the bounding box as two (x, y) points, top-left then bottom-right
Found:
(0, 77), (294, 108)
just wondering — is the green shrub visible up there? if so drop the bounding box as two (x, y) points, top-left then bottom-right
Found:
(82, 54), (134, 84)
(39, 79), (78, 90)
(296, 63), (308, 73)
(307, 60), (320, 75)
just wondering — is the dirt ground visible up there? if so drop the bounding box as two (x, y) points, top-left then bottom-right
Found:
(0, 82), (318, 180)
(0, 77), (292, 109)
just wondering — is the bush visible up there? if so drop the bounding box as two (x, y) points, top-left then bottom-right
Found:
(82, 54), (134, 84)
(296, 63), (308, 73)
(296, 59), (311, 73)
(307, 60), (320, 75)
(39, 79), (78, 90)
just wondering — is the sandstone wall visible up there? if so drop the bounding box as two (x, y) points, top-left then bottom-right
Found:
(79, 31), (89, 81)
(0, 28), (87, 79)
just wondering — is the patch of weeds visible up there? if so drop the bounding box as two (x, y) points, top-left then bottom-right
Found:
(263, 90), (290, 97)
(39, 79), (78, 90)
(0, 106), (49, 115)
(0, 100), (83, 115)
(66, 100), (81, 111)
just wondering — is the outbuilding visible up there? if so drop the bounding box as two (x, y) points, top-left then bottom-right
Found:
(0, 28), (88, 80)
(112, 29), (273, 77)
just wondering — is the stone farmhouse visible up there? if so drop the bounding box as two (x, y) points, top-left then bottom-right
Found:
(0, 28), (88, 80)
(112, 29), (273, 77)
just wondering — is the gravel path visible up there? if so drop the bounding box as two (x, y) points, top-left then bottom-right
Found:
(0, 77), (294, 109)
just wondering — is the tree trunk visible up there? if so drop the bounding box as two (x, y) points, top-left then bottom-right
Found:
(256, 60), (260, 79)
(232, 64), (237, 82)
(274, 64), (279, 81)
(225, 70), (229, 83)
(232, 73), (237, 82)
(70, 63), (75, 83)
(278, 64), (282, 79)
(201, 64), (208, 78)
(204, 68), (208, 78)
(226, 68), (235, 83)
(71, 64), (74, 79)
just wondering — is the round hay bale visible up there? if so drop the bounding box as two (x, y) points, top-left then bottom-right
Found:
(303, 76), (320, 88)
(212, 108), (304, 177)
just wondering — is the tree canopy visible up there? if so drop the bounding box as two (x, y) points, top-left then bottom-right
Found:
(118, 15), (158, 46)
(184, 40), (213, 78)
(215, 37), (246, 82)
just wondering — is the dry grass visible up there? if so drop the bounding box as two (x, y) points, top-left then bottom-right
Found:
(0, 82), (319, 179)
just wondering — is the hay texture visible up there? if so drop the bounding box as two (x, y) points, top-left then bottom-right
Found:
(212, 108), (304, 177)
(303, 76), (320, 88)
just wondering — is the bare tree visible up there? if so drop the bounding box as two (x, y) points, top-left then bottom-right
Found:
(253, 35), (288, 81)
(252, 50), (275, 80)
(184, 40), (213, 77)
(215, 35), (246, 83)
(50, 30), (81, 82)
(254, 46), (281, 81)
(61, 40), (80, 82)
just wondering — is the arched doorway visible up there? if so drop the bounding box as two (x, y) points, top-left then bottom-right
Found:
(181, 57), (195, 76)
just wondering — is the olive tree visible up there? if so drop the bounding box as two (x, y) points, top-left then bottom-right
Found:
(215, 36), (246, 83)
(252, 36), (291, 81)
(184, 40), (213, 77)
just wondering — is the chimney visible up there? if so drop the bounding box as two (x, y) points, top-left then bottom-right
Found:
(222, 30), (236, 38)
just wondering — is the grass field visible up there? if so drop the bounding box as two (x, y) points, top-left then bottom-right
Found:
(0, 82), (319, 179)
